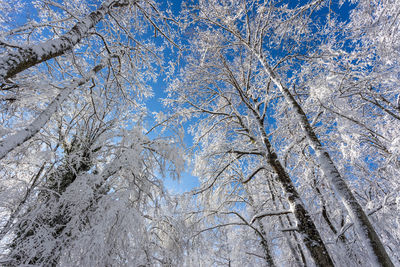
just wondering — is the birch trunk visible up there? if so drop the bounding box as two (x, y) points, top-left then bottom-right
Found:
(256, 118), (334, 267)
(0, 0), (129, 82)
(255, 52), (393, 267)
(0, 63), (104, 160)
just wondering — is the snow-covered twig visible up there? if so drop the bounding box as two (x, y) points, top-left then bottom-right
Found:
(250, 210), (292, 224)
(0, 63), (105, 160)
(0, 0), (129, 82)
(242, 166), (265, 184)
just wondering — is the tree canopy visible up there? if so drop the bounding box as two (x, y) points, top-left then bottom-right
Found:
(0, 0), (399, 266)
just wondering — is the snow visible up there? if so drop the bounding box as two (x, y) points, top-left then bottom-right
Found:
(1, 0), (399, 266)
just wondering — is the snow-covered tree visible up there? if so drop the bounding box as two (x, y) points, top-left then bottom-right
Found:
(0, 0), (178, 160)
(1, 0), (399, 266)
(166, 30), (335, 265)
(0, 0), (183, 265)
(163, 0), (398, 266)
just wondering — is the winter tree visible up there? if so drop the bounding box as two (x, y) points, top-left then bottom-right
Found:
(0, 0), (184, 265)
(1, 0), (399, 266)
(165, 0), (398, 266)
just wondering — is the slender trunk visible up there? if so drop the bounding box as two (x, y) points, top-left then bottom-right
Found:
(267, 179), (306, 267)
(0, 0), (128, 82)
(266, 150), (334, 267)
(256, 218), (276, 266)
(225, 67), (332, 265)
(288, 217), (308, 267)
(254, 119), (333, 266)
(254, 53), (393, 267)
(246, 194), (276, 267)
(0, 63), (104, 160)
(217, 43), (332, 265)
(311, 173), (363, 265)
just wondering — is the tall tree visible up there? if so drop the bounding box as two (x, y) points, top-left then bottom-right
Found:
(166, 33), (334, 265)
(181, 0), (394, 265)
(0, 0), (177, 160)
(0, 0), (182, 265)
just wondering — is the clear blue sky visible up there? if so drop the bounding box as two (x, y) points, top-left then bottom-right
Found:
(147, 0), (356, 194)
(145, 0), (200, 194)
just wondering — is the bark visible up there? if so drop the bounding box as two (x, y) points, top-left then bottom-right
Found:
(254, 53), (393, 267)
(0, 63), (104, 160)
(257, 116), (334, 267)
(267, 179), (306, 267)
(221, 59), (333, 266)
(0, 0), (130, 82)
(246, 194), (276, 267)
(310, 172), (361, 264)
(257, 220), (276, 267)
(266, 150), (334, 267)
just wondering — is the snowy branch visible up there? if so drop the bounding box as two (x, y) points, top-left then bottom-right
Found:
(0, 62), (105, 160)
(250, 210), (292, 224)
(0, 0), (129, 82)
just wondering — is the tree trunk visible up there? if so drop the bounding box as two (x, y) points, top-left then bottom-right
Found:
(266, 150), (334, 267)
(257, 220), (276, 267)
(267, 179), (306, 267)
(0, 63), (104, 160)
(254, 53), (394, 267)
(225, 66), (333, 265)
(246, 194), (276, 267)
(0, 0), (128, 82)
(246, 109), (334, 266)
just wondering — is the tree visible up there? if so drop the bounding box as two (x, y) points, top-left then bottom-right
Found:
(0, 0), (176, 83)
(0, 0), (183, 265)
(1, 98), (184, 265)
(166, 32), (334, 265)
(301, 0), (400, 262)
(0, 0), (177, 160)
(179, 0), (395, 265)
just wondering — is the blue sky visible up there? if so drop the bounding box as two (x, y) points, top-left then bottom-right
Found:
(144, 0), (201, 194)
(4, 0), (199, 194)
(6, 0), (357, 195)
(146, 0), (357, 194)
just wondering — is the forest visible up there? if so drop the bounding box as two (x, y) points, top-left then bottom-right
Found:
(0, 0), (399, 266)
